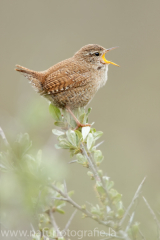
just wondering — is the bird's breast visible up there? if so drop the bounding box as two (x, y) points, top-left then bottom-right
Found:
(96, 64), (108, 89)
(103, 65), (109, 85)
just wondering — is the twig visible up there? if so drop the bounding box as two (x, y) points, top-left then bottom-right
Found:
(123, 209), (146, 239)
(143, 196), (160, 239)
(81, 143), (113, 207)
(138, 229), (146, 240)
(68, 160), (77, 164)
(52, 197), (67, 201)
(125, 212), (135, 232)
(119, 177), (146, 226)
(49, 183), (112, 227)
(49, 209), (62, 238)
(94, 141), (104, 149)
(81, 143), (100, 181)
(63, 210), (77, 232)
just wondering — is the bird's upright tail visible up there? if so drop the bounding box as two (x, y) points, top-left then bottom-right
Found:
(15, 65), (44, 93)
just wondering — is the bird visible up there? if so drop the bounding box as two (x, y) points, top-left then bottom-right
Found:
(15, 44), (119, 128)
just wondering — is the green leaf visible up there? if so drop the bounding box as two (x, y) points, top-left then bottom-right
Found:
(96, 181), (106, 195)
(128, 222), (140, 238)
(94, 150), (104, 164)
(32, 233), (41, 240)
(91, 205), (103, 217)
(79, 113), (86, 124)
(85, 107), (92, 122)
(58, 139), (72, 149)
(56, 207), (65, 214)
(131, 222), (140, 237)
(109, 188), (122, 203)
(82, 126), (90, 140)
(75, 130), (82, 140)
(86, 107), (92, 117)
(58, 135), (66, 141)
(106, 180), (114, 190)
(98, 169), (103, 176)
(76, 153), (87, 164)
(87, 133), (94, 150)
(52, 129), (65, 136)
(49, 104), (62, 121)
(87, 171), (94, 180)
(116, 201), (124, 218)
(39, 214), (49, 223)
(90, 128), (96, 133)
(66, 130), (77, 147)
(93, 131), (103, 141)
(70, 148), (81, 156)
(54, 121), (66, 128)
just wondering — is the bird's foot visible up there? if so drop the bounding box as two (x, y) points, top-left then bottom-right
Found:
(66, 106), (91, 130)
(74, 123), (91, 131)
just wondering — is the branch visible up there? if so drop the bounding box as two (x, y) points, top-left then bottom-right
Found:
(63, 210), (77, 232)
(125, 212), (135, 232)
(124, 212), (146, 240)
(81, 143), (113, 207)
(49, 183), (113, 227)
(81, 143), (100, 181)
(119, 177), (146, 226)
(49, 209), (62, 238)
(143, 196), (160, 239)
(138, 229), (146, 240)
(94, 140), (104, 149)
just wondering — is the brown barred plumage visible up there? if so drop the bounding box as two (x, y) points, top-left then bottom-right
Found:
(15, 44), (119, 127)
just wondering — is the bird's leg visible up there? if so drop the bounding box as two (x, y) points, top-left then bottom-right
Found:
(66, 106), (91, 129)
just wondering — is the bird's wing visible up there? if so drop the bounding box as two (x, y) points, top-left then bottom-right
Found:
(43, 64), (90, 94)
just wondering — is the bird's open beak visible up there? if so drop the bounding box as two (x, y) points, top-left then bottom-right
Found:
(101, 46), (119, 67)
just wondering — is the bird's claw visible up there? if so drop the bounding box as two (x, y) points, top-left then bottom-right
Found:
(73, 123), (91, 131)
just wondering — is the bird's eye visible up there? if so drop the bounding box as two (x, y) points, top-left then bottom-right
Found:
(95, 52), (99, 56)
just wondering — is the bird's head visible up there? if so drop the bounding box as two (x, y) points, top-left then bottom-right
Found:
(74, 44), (119, 69)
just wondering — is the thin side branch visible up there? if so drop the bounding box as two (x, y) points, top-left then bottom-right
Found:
(125, 212), (135, 232)
(119, 177), (146, 226)
(49, 183), (112, 227)
(63, 210), (77, 232)
(143, 196), (160, 239)
(49, 209), (62, 238)
(81, 143), (100, 181)
(94, 141), (104, 149)
(138, 229), (146, 240)
(81, 143), (113, 207)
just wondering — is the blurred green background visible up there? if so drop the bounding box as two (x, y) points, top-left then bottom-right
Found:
(0, 0), (160, 239)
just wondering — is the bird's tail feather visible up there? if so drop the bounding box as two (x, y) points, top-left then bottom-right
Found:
(15, 65), (44, 93)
